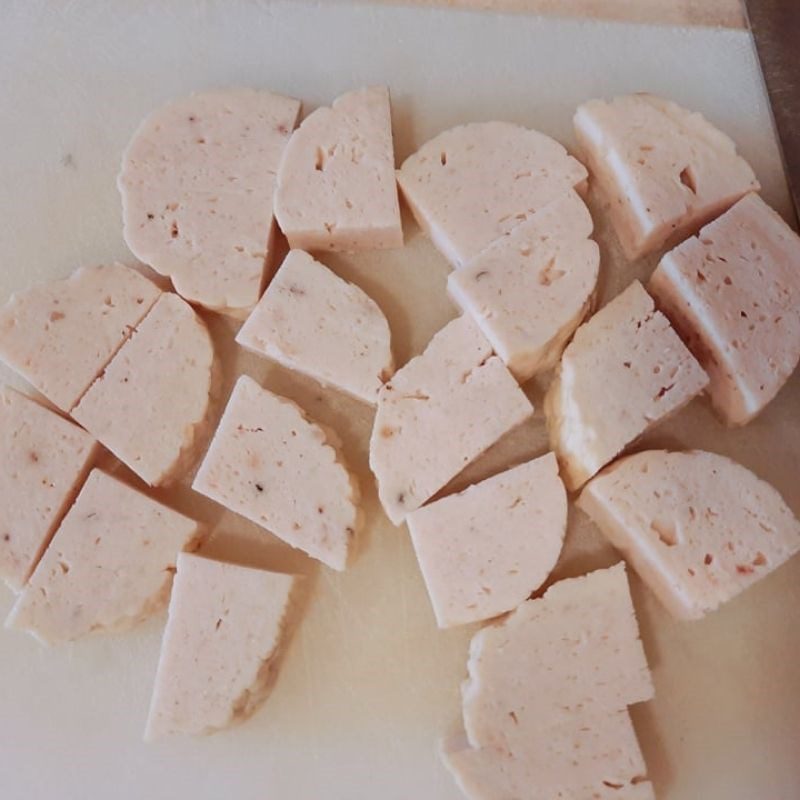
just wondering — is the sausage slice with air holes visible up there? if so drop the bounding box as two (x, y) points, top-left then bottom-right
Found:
(274, 86), (402, 252)
(649, 193), (800, 425)
(578, 449), (800, 620)
(574, 93), (758, 260)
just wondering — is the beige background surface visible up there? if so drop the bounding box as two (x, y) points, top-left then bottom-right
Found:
(0, 2), (797, 799)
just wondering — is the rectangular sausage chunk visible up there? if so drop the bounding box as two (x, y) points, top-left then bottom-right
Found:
(370, 315), (534, 525)
(6, 469), (202, 644)
(0, 387), (98, 591)
(545, 281), (708, 490)
(145, 552), (299, 739)
(649, 193), (800, 425)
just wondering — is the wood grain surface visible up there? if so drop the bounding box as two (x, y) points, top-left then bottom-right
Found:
(746, 0), (800, 218)
(375, 0), (746, 26)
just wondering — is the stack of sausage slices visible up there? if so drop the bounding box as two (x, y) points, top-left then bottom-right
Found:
(1, 83), (799, 798)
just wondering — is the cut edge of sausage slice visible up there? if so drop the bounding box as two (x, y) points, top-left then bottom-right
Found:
(449, 191), (600, 381)
(649, 192), (800, 426)
(72, 293), (216, 487)
(144, 552), (300, 740)
(119, 88), (301, 318)
(545, 280), (708, 491)
(6, 469), (203, 645)
(274, 86), (403, 253)
(397, 121), (588, 269)
(407, 452), (567, 628)
(236, 249), (394, 404)
(192, 375), (361, 571)
(578, 449), (800, 620)
(369, 315), (534, 525)
(0, 263), (162, 412)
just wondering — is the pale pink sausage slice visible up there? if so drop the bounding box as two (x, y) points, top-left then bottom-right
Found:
(369, 315), (534, 525)
(274, 86), (402, 252)
(145, 552), (299, 739)
(442, 714), (655, 800)
(0, 264), (161, 411)
(397, 121), (587, 268)
(449, 191), (600, 381)
(6, 469), (202, 644)
(578, 449), (800, 620)
(407, 453), (566, 628)
(119, 88), (301, 318)
(72, 293), (215, 487)
(461, 563), (653, 749)
(545, 281), (708, 491)
(649, 193), (800, 426)
(574, 93), (759, 260)
(0, 387), (98, 591)
(192, 375), (360, 571)
(443, 563), (654, 800)
(236, 250), (394, 404)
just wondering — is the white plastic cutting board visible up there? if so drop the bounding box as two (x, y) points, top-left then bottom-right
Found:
(1, 3), (798, 799)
